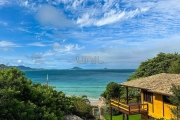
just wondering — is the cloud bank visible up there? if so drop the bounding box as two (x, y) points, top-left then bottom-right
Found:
(36, 5), (75, 28)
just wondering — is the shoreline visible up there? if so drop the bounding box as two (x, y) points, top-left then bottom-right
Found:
(89, 97), (106, 106)
(89, 98), (99, 106)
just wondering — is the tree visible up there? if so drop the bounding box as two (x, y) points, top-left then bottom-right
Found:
(0, 68), (94, 119)
(101, 82), (122, 102)
(127, 52), (180, 81)
(168, 61), (180, 74)
(169, 84), (180, 119)
(70, 96), (95, 119)
(0, 68), (70, 119)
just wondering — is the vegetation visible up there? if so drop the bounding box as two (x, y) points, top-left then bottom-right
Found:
(71, 96), (94, 119)
(104, 114), (141, 120)
(127, 52), (180, 81)
(101, 82), (123, 103)
(125, 52), (180, 119)
(0, 68), (94, 120)
(168, 61), (180, 74)
(102, 52), (180, 120)
(169, 84), (180, 119)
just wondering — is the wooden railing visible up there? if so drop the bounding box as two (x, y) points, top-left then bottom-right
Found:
(110, 99), (148, 114)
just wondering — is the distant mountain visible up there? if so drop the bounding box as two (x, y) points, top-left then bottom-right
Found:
(71, 66), (82, 70)
(0, 64), (37, 70)
(0, 64), (8, 69)
(16, 65), (34, 70)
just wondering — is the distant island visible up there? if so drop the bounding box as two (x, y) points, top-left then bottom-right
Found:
(71, 66), (82, 70)
(0, 64), (43, 70)
(0, 64), (83, 70)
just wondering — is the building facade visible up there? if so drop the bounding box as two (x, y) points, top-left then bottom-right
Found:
(110, 73), (180, 120)
(141, 90), (175, 119)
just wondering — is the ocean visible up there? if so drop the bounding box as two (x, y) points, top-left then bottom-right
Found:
(25, 69), (135, 99)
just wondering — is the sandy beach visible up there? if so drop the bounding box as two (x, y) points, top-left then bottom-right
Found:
(90, 97), (106, 120)
(90, 99), (100, 106)
(90, 97), (106, 106)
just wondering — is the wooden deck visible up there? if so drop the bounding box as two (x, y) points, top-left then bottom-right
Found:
(110, 99), (148, 115)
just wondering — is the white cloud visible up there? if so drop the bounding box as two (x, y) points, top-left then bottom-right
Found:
(18, 27), (32, 33)
(17, 59), (22, 63)
(0, 0), (180, 69)
(20, 1), (29, 7)
(50, 0), (74, 4)
(31, 53), (45, 64)
(77, 7), (149, 27)
(72, 0), (84, 9)
(44, 43), (84, 56)
(0, 41), (21, 51)
(27, 42), (47, 47)
(0, 41), (18, 47)
(0, 0), (9, 6)
(52, 42), (61, 50)
(0, 21), (8, 26)
(36, 4), (75, 28)
(76, 34), (180, 68)
(52, 42), (84, 52)
(102, 0), (117, 12)
(44, 50), (55, 56)
(0, 0), (36, 11)
(95, 11), (125, 26)
(76, 13), (94, 27)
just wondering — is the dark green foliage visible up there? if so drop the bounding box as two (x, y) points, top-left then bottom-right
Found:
(106, 82), (120, 99)
(0, 68), (94, 119)
(101, 82), (123, 102)
(0, 68), (69, 119)
(168, 61), (180, 74)
(127, 52), (180, 81)
(169, 84), (180, 119)
(70, 96), (95, 119)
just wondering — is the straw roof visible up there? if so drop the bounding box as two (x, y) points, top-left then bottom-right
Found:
(121, 73), (180, 95)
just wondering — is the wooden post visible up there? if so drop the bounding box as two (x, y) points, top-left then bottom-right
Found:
(122, 114), (125, 120)
(110, 106), (112, 120)
(126, 86), (128, 104)
(127, 114), (129, 120)
(118, 86), (120, 102)
(118, 86), (120, 109)
(46, 74), (48, 86)
(138, 104), (140, 113)
(147, 104), (148, 114)
(177, 106), (178, 120)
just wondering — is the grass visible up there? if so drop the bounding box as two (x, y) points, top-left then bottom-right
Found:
(104, 114), (141, 120)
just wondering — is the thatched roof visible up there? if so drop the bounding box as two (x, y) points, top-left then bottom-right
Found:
(121, 73), (180, 95)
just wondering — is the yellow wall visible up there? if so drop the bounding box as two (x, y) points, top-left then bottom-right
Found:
(153, 93), (163, 118)
(164, 103), (176, 119)
(141, 90), (153, 117)
(141, 90), (176, 120)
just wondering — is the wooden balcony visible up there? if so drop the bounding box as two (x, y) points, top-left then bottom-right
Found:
(110, 99), (148, 115)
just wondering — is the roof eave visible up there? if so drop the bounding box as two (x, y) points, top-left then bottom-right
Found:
(120, 84), (172, 96)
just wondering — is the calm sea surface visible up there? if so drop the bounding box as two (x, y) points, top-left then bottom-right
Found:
(25, 69), (135, 99)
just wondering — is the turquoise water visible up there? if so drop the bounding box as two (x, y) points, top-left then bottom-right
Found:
(25, 69), (135, 99)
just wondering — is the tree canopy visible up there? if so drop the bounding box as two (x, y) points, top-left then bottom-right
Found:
(0, 68), (94, 120)
(127, 52), (180, 81)
(169, 84), (180, 119)
(101, 82), (123, 102)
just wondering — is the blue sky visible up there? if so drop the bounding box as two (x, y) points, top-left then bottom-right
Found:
(0, 0), (180, 69)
